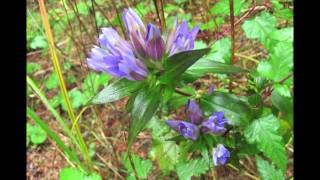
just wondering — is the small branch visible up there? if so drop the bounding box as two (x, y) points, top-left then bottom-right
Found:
(235, 53), (259, 63)
(279, 72), (293, 84)
(234, 0), (257, 27)
(159, 0), (166, 30)
(229, 0), (236, 64)
(153, 0), (162, 31)
(175, 88), (193, 97)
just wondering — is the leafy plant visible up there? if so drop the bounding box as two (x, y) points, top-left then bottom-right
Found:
(27, 123), (47, 145)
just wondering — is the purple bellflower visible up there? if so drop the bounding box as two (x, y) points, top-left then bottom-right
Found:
(186, 100), (203, 125)
(212, 144), (230, 166)
(87, 28), (147, 81)
(166, 17), (200, 56)
(166, 120), (200, 141)
(201, 112), (228, 135)
(87, 8), (200, 81)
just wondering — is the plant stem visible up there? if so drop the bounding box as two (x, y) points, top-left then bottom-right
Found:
(153, 0), (162, 31)
(128, 151), (140, 180)
(110, 0), (127, 39)
(235, 53), (259, 63)
(229, 0), (236, 64)
(175, 88), (193, 97)
(159, 0), (166, 30)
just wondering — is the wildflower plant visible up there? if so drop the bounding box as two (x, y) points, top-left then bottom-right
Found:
(28, 0), (292, 179)
(83, 6), (293, 178)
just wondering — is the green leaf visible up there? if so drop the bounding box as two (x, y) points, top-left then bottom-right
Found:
(45, 73), (59, 90)
(83, 72), (111, 97)
(160, 48), (211, 84)
(122, 153), (152, 179)
(69, 89), (87, 109)
(274, 84), (291, 97)
(148, 117), (188, 173)
(27, 63), (41, 74)
(274, 8), (293, 20)
(207, 38), (231, 63)
(242, 12), (277, 47)
(168, 86), (196, 110)
(182, 60), (244, 82)
(194, 41), (207, 50)
(29, 125), (47, 145)
(164, 4), (181, 13)
(210, 0), (244, 16)
(30, 35), (48, 49)
(271, 91), (293, 124)
(256, 156), (285, 180)
(128, 86), (161, 147)
(244, 114), (287, 171)
(200, 17), (224, 31)
(176, 158), (209, 180)
(269, 27), (293, 43)
(200, 91), (252, 126)
(257, 42), (293, 81)
(59, 167), (102, 180)
(91, 78), (142, 104)
(76, 2), (89, 16)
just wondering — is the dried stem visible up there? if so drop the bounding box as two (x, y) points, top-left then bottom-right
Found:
(234, 0), (257, 27)
(229, 0), (236, 64)
(153, 0), (162, 31)
(175, 88), (193, 97)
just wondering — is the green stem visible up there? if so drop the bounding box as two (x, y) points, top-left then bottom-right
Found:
(128, 151), (140, 180)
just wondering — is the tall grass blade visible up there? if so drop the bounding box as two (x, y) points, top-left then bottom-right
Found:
(37, 0), (92, 169)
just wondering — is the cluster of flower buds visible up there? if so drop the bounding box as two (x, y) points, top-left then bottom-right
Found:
(166, 100), (228, 141)
(165, 88), (230, 166)
(87, 8), (199, 81)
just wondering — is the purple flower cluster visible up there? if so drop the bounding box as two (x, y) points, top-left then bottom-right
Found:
(87, 9), (199, 81)
(165, 96), (230, 166)
(166, 100), (229, 141)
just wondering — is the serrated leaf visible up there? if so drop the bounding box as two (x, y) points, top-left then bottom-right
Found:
(182, 60), (244, 82)
(270, 27), (293, 43)
(244, 114), (287, 171)
(200, 91), (252, 126)
(59, 167), (102, 180)
(257, 42), (293, 81)
(176, 158), (209, 180)
(271, 91), (293, 124)
(128, 86), (161, 147)
(122, 153), (152, 179)
(160, 48), (211, 84)
(210, 0), (244, 16)
(207, 38), (231, 63)
(91, 78), (142, 104)
(256, 156), (285, 180)
(242, 12), (276, 47)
